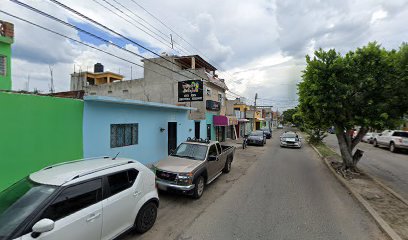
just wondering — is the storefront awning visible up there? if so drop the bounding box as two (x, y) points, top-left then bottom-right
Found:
(238, 119), (249, 122)
(214, 116), (238, 126)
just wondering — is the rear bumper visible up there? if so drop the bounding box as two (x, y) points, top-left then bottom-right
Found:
(156, 179), (195, 191)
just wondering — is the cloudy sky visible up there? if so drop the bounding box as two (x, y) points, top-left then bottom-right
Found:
(1, 0), (408, 110)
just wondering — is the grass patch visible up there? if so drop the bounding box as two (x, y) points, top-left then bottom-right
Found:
(313, 142), (341, 160)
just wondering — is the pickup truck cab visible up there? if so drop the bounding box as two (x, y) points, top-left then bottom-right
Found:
(154, 138), (235, 199)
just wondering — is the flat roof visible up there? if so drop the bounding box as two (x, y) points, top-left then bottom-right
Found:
(85, 95), (197, 111)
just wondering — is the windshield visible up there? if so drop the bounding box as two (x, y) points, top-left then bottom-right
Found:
(0, 178), (57, 239)
(260, 128), (270, 132)
(172, 143), (208, 161)
(250, 131), (264, 136)
(282, 133), (297, 138)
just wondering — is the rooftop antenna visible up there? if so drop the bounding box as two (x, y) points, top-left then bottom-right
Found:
(170, 34), (174, 49)
(26, 74), (30, 92)
(112, 152), (120, 160)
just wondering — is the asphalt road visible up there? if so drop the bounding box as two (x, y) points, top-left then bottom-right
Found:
(126, 128), (384, 240)
(324, 134), (408, 200)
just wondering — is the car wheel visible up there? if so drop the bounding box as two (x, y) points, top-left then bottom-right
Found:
(223, 157), (232, 173)
(390, 142), (396, 153)
(134, 202), (157, 233)
(373, 139), (378, 147)
(192, 176), (205, 199)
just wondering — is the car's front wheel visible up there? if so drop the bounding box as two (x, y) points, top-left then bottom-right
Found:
(373, 139), (378, 147)
(192, 176), (205, 199)
(134, 202), (157, 233)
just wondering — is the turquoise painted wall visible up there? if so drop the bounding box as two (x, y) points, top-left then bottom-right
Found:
(83, 100), (195, 165)
(0, 92), (84, 191)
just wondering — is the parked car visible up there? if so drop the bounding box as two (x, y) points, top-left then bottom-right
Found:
(154, 138), (235, 199)
(328, 126), (335, 134)
(247, 131), (266, 146)
(362, 132), (378, 143)
(0, 157), (159, 240)
(277, 124), (284, 129)
(260, 127), (272, 139)
(373, 130), (408, 152)
(280, 131), (302, 148)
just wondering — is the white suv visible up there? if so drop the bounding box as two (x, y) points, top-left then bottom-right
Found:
(373, 130), (408, 152)
(0, 157), (159, 240)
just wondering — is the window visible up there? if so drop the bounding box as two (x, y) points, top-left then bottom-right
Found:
(111, 124), (138, 148)
(123, 89), (129, 93)
(216, 143), (222, 154)
(393, 131), (408, 138)
(108, 90), (112, 94)
(107, 169), (139, 197)
(218, 93), (224, 106)
(206, 87), (212, 96)
(0, 55), (6, 76)
(208, 145), (218, 157)
(42, 179), (102, 221)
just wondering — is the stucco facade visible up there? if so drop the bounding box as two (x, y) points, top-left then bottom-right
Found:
(83, 96), (196, 165)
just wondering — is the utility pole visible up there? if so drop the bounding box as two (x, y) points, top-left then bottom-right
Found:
(253, 93), (258, 131)
(170, 34), (174, 49)
(49, 65), (54, 93)
(26, 74), (30, 92)
(130, 66), (133, 80)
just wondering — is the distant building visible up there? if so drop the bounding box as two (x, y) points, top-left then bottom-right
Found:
(0, 21), (14, 90)
(71, 55), (230, 141)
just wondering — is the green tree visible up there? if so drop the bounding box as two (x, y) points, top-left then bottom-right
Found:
(282, 107), (298, 124)
(298, 42), (408, 170)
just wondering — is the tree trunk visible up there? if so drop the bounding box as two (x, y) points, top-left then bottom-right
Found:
(334, 126), (368, 171)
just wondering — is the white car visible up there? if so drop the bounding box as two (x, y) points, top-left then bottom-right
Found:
(0, 157), (158, 240)
(373, 130), (408, 152)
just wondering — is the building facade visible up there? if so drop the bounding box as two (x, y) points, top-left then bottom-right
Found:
(71, 55), (229, 141)
(0, 92), (84, 191)
(82, 96), (196, 165)
(0, 21), (14, 91)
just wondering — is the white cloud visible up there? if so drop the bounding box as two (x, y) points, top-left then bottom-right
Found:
(1, 0), (407, 110)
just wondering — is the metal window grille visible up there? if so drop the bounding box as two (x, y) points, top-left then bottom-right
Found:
(110, 123), (139, 148)
(0, 56), (6, 76)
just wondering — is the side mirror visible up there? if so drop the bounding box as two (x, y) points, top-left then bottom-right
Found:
(208, 155), (218, 161)
(31, 219), (54, 238)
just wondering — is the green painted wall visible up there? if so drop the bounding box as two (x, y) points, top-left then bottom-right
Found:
(0, 92), (84, 191)
(0, 36), (13, 90)
(205, 112), (216, 141)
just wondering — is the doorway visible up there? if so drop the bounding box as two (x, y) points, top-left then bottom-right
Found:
(168, 122), (177, 155)
(207, 124), (211, 140)
(195, 121), (200, 139)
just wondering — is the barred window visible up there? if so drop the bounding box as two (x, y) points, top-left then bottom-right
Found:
(0, 55), (6, 76)
(110, 124), (138, 148)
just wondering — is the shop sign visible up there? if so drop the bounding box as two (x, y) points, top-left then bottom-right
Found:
(178, 80), (203, 102)
(206, 100), (220, 111)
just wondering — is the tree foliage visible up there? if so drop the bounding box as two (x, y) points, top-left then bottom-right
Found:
(282, 107), (298, 124)
(298, 42), (408, 170)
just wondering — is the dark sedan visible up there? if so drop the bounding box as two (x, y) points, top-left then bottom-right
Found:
(260, 128), (272, 139)
(247, 131), (266, 146)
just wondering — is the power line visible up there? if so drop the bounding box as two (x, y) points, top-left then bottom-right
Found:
(0, 10), (183, 84)
(11, 0), (206, 83)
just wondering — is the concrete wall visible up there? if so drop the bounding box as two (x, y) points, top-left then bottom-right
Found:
(83, 100), (195, 165)
(0, 92), (84, 191)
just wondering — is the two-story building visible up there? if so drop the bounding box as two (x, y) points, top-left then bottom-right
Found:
(71, 55), (230, 141)
(0, 21), (14, 91)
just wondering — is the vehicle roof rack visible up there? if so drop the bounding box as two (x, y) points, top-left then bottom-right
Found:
(66, 161), (133, 183)
(186, 137), (210, 144)
(42, 156), (110, 170)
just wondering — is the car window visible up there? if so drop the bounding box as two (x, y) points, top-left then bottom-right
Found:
(173, 143), (208, 160)
(393, 132), (408, 138)
(107, 170), (139, 197)
(42, 179), (102, 221)
(208, 145), (217, 157)
(216, 143), (222, 154)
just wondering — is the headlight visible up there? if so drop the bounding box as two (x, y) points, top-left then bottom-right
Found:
(177, 173), (193, 185)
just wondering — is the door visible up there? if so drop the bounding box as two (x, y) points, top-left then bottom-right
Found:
(215, 143), (226, 171)
(378, 130), (389, 145)
(206, 144), (219, 180)
(101, 169), (142, 240)
(21, 179), (103, 240)
(195, 122), (200, 139)
(168, 122), (177, 155)
(207, 124), (212, 140)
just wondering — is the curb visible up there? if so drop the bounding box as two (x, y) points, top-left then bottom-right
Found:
(324, 145), (408, 208)
(310, 144), (402, 240)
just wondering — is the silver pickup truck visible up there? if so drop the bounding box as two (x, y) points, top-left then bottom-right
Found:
(153, 138), (235, 199)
